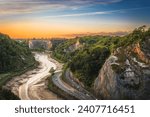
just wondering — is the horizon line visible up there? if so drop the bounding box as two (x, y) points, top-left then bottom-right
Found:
(10, 31), (129, 40)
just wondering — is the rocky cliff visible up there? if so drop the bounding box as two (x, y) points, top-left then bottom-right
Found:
(65, 39), (82, 53)
(29, 40), (52, 50)
(94, 38), (150, 99)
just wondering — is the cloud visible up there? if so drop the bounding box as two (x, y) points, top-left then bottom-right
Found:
(0, 0), (122, 15)
(44, 10), (119, 18)
(43, 7), (150, 18)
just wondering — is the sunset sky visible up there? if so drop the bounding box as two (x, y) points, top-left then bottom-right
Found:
(0, 0), (150, 38)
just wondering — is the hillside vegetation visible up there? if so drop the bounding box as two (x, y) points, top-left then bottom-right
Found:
(0, 33), (36, 99)
(53, 26), (150, 88)
(0, 33), (35, 73)
(94, 26), (150, 99)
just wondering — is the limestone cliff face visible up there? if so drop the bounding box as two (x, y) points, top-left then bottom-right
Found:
(29, 40), (52, 50)
(94, 39), (150, 99)
(64, 39), (82, 53)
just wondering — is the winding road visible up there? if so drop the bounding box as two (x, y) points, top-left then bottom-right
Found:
(52, 71), (96, 100)
(6, 52), (96, 100)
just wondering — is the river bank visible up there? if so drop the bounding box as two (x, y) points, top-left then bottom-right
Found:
(5, 52), (62, 100)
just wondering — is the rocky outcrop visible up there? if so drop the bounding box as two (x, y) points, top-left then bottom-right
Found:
(94, 40), (150, 100)
(29, 40), (52, 50)
(65, 39), (82, 53)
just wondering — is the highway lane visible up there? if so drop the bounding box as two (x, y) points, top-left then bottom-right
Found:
(48, 55), (96, 100)
(6, 52), (96, 100)
(64, 69), (96, 99)
(52, 71), (96, 100)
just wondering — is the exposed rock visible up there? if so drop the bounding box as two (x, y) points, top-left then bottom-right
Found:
(29, 40), (52, 50)
(133, 43), (150, 63)
(94, 41), (150, 99)
(66, 39), (83, 53)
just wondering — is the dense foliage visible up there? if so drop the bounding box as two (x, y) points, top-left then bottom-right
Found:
(0, 89), (19, 100)
(0, 33), (37, 99)
(51, 39), (67, 51)
(53, 26), (150, 87)
(0, 33), (35, 73)
(70, 46), (110, 87)
(53, 39), (77, 62)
